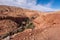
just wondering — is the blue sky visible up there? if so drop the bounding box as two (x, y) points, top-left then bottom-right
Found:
(0, 0), (60, 11)
(37, 0), (60, 9)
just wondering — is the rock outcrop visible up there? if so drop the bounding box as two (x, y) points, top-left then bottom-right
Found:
(0, 5), (60, 40)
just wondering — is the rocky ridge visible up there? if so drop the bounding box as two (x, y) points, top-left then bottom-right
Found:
(0, 5), (60, 40)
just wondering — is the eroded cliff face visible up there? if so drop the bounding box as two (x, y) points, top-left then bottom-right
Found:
(11, 13), (60, 40)
(0, 5), (40, 40)
(0, 5), (60, 40)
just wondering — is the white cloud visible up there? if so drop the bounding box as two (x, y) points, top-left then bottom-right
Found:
(0, 0), (59, 11)
(45, 2), (52, 7)
(45, 0), (54, 8)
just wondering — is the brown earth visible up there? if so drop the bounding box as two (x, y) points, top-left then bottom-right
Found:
(0, 5), (60, 40)
(11, 13), (60, 40)
(0, 20), (18, 38)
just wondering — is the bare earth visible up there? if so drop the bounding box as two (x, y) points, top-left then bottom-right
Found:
(0, 5), (60, 40)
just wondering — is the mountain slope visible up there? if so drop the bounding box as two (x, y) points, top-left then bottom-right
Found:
(0, 5), (60, 40)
